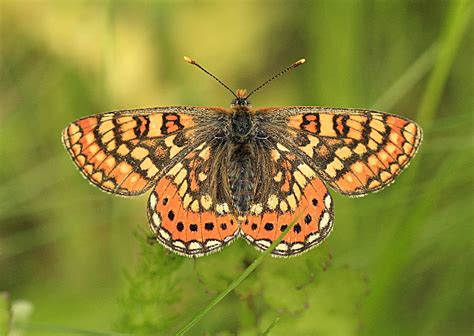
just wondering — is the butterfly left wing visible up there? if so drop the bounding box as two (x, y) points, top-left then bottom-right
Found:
(62, 107), (223, 196)
(147, 142), (240, 257)
(241, 142), (334, 257)
(256, 107), (422, 196)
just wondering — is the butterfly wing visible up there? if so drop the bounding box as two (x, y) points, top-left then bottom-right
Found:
(240, 141), (334, 257)
(147, 142), (240, 257)
(256, 107), (422, 196)
(62, 106), (226, 196)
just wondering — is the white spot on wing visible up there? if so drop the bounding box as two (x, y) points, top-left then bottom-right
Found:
(306, 232), (321, 243)
(320, 212), (330, 229)
(188, 241), (202, 250)
(250, 203), (263, 215)
(173, 241), (186, 249)
(276, 143), (290, 152)
(256, 240), (271, 249)
(267, 194), (278, 210)
(205, 240), (222, 248)
(159, 228), (170, 240)
(152, 213), (161, 226)
(291, 243), (304, 250)
(324, 194), (332, 209)
(149, 193), (157, 209)
(276, 243), (289, 251)
(216, 203), (230, 215)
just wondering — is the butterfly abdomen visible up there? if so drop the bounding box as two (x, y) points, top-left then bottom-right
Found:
(228, 144), (255, 216)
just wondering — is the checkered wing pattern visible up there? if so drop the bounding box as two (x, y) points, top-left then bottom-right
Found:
(147, 142), (240, 257)
(257, 107), (423, 196)
(241, 142), (334, 257)
(62, 106), (225, 196)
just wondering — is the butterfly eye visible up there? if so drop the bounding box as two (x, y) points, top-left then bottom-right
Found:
(231, 98), (250, 106)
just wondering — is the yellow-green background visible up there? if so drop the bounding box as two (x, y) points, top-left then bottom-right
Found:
(1, 1), (472, 335)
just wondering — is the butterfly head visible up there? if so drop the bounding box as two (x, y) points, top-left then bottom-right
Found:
(231, 89), (251, 108)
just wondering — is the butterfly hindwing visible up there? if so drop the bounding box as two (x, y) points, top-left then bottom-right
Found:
(147, 143), (240, 257)
(241, 142), (334, 256)
(257, 107), (422, 196)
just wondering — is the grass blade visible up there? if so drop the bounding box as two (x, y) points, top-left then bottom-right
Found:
(372, 42), (438, 111)
(261, 316), (281, 336)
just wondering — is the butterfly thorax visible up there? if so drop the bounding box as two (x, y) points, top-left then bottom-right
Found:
(229, 88), (255, 144)
(230, 109), (254, 143)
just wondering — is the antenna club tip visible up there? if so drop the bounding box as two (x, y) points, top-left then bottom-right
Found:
(295, 58), (306, 66)
(183, 56), (195, 64)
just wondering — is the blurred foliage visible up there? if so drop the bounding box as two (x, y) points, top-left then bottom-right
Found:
(0, 292), (11, 335)
(0, 0), (472, 335)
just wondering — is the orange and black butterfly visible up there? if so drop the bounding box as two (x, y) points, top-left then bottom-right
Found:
(62, 57), (422, 257)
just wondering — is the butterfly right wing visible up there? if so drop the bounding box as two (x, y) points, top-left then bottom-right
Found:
(256, 107), (422, 196)
(62, 106), (226, 196)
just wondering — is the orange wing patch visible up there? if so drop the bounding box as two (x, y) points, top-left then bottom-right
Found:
(62, 110), (196, 196)
(147, 144), (239, 257)
(241, 144), (333, 256)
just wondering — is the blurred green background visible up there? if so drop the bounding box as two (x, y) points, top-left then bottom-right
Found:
(1, 0), (472, 335)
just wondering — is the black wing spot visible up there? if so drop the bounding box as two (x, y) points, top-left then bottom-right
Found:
(312, 198), (318, 206)
(162, 197), (169, 205)
(293, 224), (302, 234)
(251, 223), (258, 231)
(304, 214), (312, 224)
(280, 224), (288, 232)
(176, 222), (184, 232)
(168, 210), (175, 221)
(264, 223), (274, 231)
(190, 224), (198, 232)
(204, 222), (214, 231)
(220, 223), (227, 230)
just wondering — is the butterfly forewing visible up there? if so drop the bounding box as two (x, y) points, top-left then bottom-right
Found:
(62, 106), (226, 196)
(256, 107), (422, 196)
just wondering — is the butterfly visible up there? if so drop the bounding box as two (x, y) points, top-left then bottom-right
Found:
(62, 57), (422, 257)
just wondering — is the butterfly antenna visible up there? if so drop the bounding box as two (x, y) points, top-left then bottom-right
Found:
(184, 56), (237, 98)
(246, 58), (306, 99)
